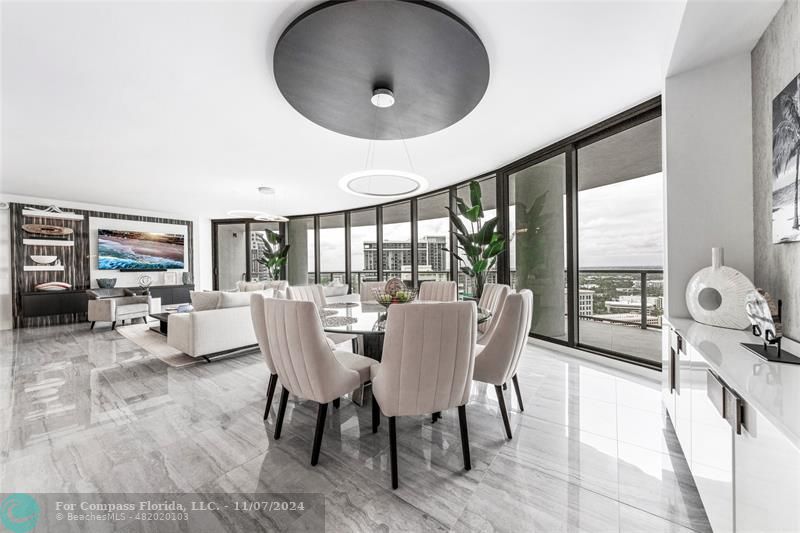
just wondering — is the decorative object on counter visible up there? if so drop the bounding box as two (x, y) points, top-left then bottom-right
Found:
(29, 255), (57, 265)
(373, 287), (416, 308)
(22, 205), (84, 220)
(771, 72), (800, 243)
(742, 289), (800, 364)
(182, 271), (193, 285)
(383, 277), (405, 296)
(22, 223), (73, 236)
(34, 281), (71, 291)
(96, 278), (117, 289)
(138, 274), (153, 294)
(685, 247), (755, 330)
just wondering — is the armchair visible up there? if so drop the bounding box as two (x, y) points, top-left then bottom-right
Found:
(87, 289), (150, 330)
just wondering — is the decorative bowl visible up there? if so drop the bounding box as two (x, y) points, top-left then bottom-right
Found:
(30, 255), (57, 265)
(373, 288), (417, 308)
(96, 278), (117, 289)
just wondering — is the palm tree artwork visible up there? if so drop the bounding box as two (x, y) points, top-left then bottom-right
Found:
(772, 74), (800, 243)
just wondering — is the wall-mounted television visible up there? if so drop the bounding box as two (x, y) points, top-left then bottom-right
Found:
(98, 229), (185, 271)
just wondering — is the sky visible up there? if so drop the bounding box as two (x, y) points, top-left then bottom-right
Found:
(311, 172), (664, 272)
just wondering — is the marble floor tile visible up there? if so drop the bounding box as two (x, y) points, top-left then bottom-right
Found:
(0, 322), (710, 532)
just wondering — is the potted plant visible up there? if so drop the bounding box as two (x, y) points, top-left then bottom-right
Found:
(444, 181), (505, 299)
(255, 230), (290, 281)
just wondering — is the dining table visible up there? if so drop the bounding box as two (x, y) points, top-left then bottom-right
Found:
(321, 300), (492, 361)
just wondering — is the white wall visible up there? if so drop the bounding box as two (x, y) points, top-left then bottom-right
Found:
(663, 53), (755, 319)
(0, 194), (211, 330)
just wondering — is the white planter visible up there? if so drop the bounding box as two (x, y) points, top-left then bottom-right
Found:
(685, 248), (754, 330)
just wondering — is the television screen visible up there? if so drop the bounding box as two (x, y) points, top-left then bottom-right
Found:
(98, 229), (185, 270)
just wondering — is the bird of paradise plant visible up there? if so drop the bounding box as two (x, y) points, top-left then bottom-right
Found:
(255, 229), (290, 281)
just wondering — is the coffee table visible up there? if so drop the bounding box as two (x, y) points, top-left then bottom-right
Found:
(149, 312), (172, 335)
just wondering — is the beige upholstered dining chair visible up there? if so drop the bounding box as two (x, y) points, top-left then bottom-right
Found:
(371, 301), (477, 489)
(417, 280), (457, 302)
(263, 299), (374, 465)
(250, 293), (278, 420)
(476, 283), (512, 343)
(359, 281), (386, 302)
(287, 284), (358, 349)
(472, 289), (533, 439)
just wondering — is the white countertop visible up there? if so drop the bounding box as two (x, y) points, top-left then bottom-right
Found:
(668, 317), (800, 451)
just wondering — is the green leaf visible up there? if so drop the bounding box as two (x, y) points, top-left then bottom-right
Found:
(445, 206), (470, 236)
(472, 258), (488, 275)
(460, 266), (474, 277)
(469, 181), (484, 218)
(464, 205), (481, 223)
(475, 217), (498, 245)
(455, 197), (470, 218)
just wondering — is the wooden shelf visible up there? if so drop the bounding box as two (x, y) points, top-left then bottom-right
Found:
(23, 265), (65, 272)
(23, 238), (74, 247)
(22, 209), (84, 221)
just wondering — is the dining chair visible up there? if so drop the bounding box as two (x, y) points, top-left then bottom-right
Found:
(476, 283), (512, 343)
(472, 289), (533, 439)
(371, 301), (477, 489)
(359, 281), (386, 302)
(250, 293), (278, 420)
(287, 284), (358, 349)
(263, 299), (375, 465)
(417, 280), (457, 302)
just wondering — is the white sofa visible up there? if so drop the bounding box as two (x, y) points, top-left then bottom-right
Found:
(167, 289), (268, 358)
(168, 305), (257, 358)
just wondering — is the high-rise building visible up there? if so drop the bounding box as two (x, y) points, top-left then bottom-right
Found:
(363, 236), (448, 272)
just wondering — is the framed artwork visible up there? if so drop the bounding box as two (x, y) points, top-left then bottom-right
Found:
(772, 73), (800, 243)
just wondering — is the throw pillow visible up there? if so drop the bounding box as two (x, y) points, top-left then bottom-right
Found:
(190, 291), (221, 311)
(236, 281), (266, 292)
(219, 291), (253, 309)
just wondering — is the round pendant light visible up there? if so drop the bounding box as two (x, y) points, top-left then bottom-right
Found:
(339, 170), (427, 198)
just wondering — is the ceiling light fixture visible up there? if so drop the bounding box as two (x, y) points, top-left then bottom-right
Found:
(225, 187), (289, 222)
(371, 88), (395, 108)
(339, 170), (427, 198)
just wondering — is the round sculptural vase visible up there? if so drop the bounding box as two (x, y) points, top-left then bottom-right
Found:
(685, 248), (755, 330)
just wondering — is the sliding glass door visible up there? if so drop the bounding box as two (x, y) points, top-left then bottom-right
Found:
(212, 220), (284, 290)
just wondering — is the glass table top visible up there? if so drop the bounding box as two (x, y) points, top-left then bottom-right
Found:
(321, 301), (491, 336)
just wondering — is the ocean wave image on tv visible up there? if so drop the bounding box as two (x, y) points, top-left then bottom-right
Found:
(98, 229), (185, 270)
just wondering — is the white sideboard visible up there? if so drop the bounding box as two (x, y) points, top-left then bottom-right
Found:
(662, 318), (800, 532)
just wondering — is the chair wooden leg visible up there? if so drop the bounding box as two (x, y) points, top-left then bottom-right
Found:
(332, 398), (340, 409)
(274, 387), (289, 440)
(495, 385), (512, 439)
(90, 321), (95, 330)
(111, 321), (116, 330)
(264, 373), (278, 420)
(512, 374), (524, 412)
(457, 405), (471, 471)
(311, 402), (328, 466)
(389, 416), (398, 489)
(372, 393), (380, 433)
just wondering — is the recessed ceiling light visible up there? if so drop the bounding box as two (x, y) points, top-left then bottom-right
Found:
(371, 88), (395, 108)
(339, 170), (427, 198)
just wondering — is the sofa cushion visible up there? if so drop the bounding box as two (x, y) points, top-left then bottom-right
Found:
(191, 291), (221, 311)
(236, 281), (266, 292)
(219, 291), (253, 309)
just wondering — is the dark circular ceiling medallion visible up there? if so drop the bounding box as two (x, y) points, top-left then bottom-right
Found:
(273, 0), (490, 140)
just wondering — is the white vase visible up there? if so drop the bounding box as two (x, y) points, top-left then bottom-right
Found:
(685, 248), (755, 330)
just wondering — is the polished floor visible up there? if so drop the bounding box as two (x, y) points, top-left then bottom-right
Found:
(0, 322), (710, 532)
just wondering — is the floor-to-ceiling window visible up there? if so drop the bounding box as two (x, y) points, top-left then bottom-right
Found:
(381, 201), (412, 283)
(350, 208), (378, 293)
(212, 220), (284, 290)
(250, 222), (282, 281)
(417, 192), (451, 283)
(286, 216), (315, 285)
(577, 117), (663, 364)
(508, 154), (568, 340)
(319, 213), (346, 285)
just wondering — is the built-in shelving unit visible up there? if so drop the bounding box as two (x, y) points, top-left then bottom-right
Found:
(23, 265), (65, 272)
(21, 209), (84, 220)
(23, 239), (74, 247)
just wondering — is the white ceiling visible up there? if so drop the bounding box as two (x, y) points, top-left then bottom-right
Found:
(0, 1), (774, 219)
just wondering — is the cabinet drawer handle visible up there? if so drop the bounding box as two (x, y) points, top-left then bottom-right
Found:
(706, 370), (725, 418)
